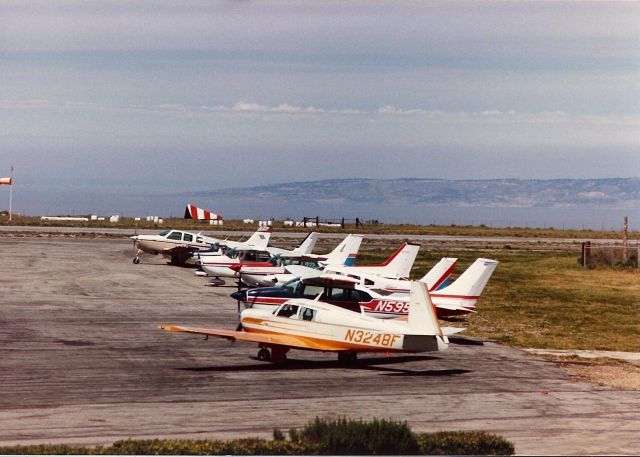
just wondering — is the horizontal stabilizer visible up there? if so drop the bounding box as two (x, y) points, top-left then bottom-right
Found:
(442, 327), (466, 336)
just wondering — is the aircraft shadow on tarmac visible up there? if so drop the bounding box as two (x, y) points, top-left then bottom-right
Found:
(179, 355), (472, 377)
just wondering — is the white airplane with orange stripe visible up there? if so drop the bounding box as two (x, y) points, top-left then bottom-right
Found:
(161, 281), (461, 363)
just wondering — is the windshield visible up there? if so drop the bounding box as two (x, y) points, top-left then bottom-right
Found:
(281, 278), (302, 295)
(159, 230), (170, 237)
(269, 255), (280, 266)
(226, 248), (238, 259)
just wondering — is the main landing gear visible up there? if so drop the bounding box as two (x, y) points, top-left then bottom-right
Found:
(337, 351), (358, 364)
(206, 277), (225, 286)
(257, 345), (289, 363)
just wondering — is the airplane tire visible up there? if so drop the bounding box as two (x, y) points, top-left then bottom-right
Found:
(257, 348), (271, 361)
(133, 257), (140, 264)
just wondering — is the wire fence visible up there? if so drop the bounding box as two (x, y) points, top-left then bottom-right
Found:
(581, 241), (640, 269)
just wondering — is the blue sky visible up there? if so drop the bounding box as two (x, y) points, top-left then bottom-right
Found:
(0, 0), (639, 206)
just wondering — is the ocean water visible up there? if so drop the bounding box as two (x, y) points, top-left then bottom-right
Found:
(6, 187), (639, 231)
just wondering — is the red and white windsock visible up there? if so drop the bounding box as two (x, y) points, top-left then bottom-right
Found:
(0, 177), (11, 186)
(184, 203), (223, 221)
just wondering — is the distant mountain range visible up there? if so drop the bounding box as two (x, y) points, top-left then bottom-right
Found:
(191, 178), (640, 209)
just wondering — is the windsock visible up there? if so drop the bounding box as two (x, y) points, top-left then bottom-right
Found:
(184, 203), (222, 221)
(0, 177), (11, 186)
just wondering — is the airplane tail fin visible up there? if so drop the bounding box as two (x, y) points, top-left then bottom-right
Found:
(323, 234), (363, 266)
(370, 242), (420, 279)
(408, 281), (442, 336)
(245, 227), (272, 249)
(405, 281), (448, 351)
(419, 257), (457, 291)
(434, 258), (498, 308)
(292, 232), (319, 255)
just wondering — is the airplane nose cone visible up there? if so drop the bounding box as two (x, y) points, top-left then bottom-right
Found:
(230, 291), (245, 301)
(129, 235), (138, 241)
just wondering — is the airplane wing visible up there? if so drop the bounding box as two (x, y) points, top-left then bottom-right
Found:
(318, 273), (360, 284)
(284, 264), (323, 280)
(160, 324), (346, 351)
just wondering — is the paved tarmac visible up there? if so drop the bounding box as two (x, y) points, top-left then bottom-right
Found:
(1, 237), (639, 455)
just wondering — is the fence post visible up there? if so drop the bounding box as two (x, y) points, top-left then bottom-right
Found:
(581, 241), (591, 268)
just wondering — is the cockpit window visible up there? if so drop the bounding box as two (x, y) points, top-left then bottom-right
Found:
(276, 304), (299, 318)
(300, 307), (316, 321)
(226, 248), (238, 259)
(328, 287), (351, 301)
(256, 251), (272, 262)
(183, 233), (193, 242)
(159, 230), (170, 237)
(167, 231), (182, 240)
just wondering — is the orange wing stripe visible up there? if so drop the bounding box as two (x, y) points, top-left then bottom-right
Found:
(160, 324), (334, 349)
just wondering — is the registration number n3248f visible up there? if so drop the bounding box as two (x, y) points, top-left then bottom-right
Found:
(344, 329), (400, 347)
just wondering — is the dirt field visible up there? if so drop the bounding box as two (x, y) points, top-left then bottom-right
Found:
(1, 236), (639, 455)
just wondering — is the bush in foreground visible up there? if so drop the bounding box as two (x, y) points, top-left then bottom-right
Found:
(0, 418), (514, 455)
(297, 417), (420, 455)
(417, 431), (515, 455)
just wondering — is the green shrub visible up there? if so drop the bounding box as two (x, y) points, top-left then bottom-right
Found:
(273, 428), (285, 441)
(299, 417), (420, 455)
(106, 438), (316, 455)
(417, 431), (515, 455)
(288, 427), (301, 442)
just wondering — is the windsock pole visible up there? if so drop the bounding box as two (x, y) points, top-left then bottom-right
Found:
(8, 166), (13, 221)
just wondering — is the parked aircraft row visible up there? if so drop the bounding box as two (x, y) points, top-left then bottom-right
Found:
(131, 226), (498, 363)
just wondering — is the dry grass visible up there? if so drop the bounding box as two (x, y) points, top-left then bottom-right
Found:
(464, 252), (640, 352)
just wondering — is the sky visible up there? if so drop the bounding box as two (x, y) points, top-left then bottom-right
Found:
(0, 0), (639, 216)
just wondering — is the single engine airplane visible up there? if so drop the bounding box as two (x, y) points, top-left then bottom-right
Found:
(236, 234), (364, 287)
(189, 226), (273, 266)
(287, 256), (458, 293)
(269, 240), (421, 289)
(161, 281), (461, 363)
(265, 231), (319, 257)
(130, 229), (217, 265)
